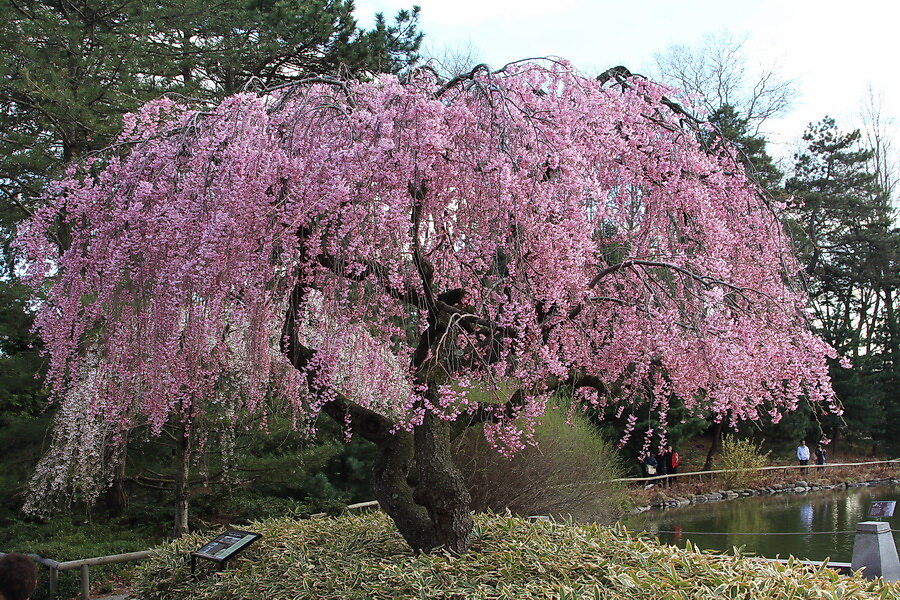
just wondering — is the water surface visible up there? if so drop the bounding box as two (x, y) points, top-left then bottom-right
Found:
(622, 485), (900, 562)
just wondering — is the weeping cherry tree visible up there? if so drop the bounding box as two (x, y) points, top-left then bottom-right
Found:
(19, 61), (841, 554)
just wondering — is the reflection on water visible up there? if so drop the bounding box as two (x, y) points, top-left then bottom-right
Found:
(622, 485), (900, 562)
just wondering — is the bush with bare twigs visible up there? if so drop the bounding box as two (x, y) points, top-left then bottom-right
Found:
(454, 406), (627, 523)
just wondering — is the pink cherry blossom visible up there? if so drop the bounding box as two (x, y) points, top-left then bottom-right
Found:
(19, 61), (840, 509)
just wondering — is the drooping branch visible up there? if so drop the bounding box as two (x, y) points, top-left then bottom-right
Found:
(316, 254), (425, 307)
(434, 63), (491, 98)
(279, 279), (395, 445)
(562, 259), (772, 323)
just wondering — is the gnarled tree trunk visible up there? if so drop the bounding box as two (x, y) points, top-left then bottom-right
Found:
(411, 414), (472, 553)
(282, 269), (475, 553)
(703, 420), (724, 471)
(368, 419), (472, 554)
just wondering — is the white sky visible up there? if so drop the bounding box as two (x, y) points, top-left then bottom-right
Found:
(357, 0), (899, 164)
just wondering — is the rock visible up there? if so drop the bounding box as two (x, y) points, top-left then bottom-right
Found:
(629, 506), (651, 515)
(794, 481), (808, 487)
(692, 495), (708, 503)
(794, 486), (808, 493)
(706, 493), (723, 502)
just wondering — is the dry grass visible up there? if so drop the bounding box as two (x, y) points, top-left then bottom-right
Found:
(454, 407), (628, 523)
(131, 512), (899, 599)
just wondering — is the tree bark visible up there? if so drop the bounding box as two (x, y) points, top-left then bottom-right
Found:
(369, 429), (437, 553)
(173, 419), (191, 538)
(411, 413), (473, 554)
(103, 444), (129, 515)
(281, 276), (474, 553)
(327, 407), (474, 554)
(703, 421), (724, 471)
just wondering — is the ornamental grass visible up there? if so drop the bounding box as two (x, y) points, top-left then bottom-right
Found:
(132, 512), (898, 600)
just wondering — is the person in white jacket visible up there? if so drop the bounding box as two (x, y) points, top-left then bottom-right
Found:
(797, 440), (811, 475)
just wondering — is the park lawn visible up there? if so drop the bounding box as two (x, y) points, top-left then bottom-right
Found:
(132, 512), (897, 600)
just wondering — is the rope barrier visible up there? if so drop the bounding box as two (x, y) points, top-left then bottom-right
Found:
(646, 529), (900, 536)
(650, 530), (860, 536)
(548, 458), (900, 489)
(612, 458), (900, 484)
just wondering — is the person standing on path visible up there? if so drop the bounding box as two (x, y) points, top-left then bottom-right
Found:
(661, 445), (679, 487)
(815, 445), (826, 473)
(668, 446), (679, 485)
(797, 440), (810, 475)
(656, 449), (669, 481)
(642, 454), (658, 478)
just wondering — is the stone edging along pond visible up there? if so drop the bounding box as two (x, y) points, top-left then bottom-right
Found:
(628, 476), (900, 514)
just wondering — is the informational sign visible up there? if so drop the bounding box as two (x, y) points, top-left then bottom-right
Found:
(191, 530), (261, 572)
(869, 501), (896, 518)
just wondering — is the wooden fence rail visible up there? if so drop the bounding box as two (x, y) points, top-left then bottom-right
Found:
(542, 458), (900, 489)
(1, 549), (157, 600)
(611, 458), (900, 485)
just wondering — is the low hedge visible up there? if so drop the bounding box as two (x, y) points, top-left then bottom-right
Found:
(133, 512), (897, 599)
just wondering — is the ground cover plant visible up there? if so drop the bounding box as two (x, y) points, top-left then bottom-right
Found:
(20, 59), (841, 553)
(133, 512), (898, 600)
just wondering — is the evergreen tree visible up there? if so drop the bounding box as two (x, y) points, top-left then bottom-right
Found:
(785, 117), (898, 449)
(707, 104), (782, 191)
(0, 0), (423, 413)
(0, 0), (157, 267)
(143, 0), (422, 96)
(0, 281), (44, 417)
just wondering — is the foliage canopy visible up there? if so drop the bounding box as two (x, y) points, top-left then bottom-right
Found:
(21, 61), (839, 552)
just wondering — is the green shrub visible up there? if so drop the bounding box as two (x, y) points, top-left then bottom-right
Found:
(717, 435), (770, 488)
(454, 405), (627, 523)
(132, 513), (898, 600)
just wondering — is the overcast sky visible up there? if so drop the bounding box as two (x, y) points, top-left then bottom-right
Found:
(357, 0), (898, 165)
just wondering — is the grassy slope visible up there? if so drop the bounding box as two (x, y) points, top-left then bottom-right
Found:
(133, 512), (898, 600)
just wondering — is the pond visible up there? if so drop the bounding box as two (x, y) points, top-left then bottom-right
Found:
(622, 484), (900, 562)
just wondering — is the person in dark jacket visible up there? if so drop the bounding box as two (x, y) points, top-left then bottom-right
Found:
(815, 445), (827, 473)
(656, 450), (669, 480)
(662, 445), (680, 486)
(642, 454), (658, 478)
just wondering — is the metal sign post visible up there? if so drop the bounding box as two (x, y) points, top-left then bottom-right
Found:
(868, 501), (896, 521)
(191, 530), (262, 574)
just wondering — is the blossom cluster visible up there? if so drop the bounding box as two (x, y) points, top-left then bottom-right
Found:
(19, 61), (840, 493)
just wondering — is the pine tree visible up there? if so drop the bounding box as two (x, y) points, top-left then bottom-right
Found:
(707, 104), (782, 191)
(142, 0), (422, 96)
(786, 117), (898, 448)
